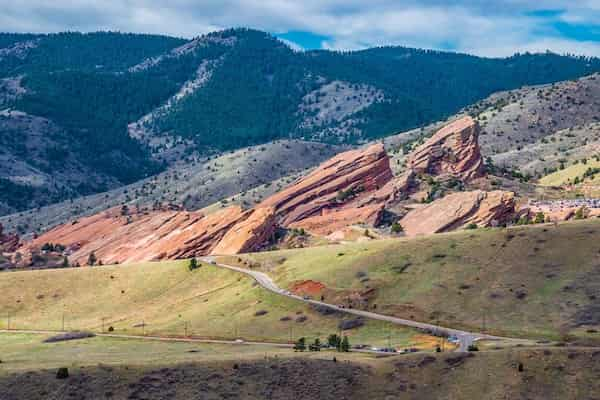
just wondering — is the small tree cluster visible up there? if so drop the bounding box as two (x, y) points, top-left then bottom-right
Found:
(188, 258), (199, 271)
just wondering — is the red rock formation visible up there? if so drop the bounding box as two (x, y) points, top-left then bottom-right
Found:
(21, 206), (249, 265)
(211, 207), (276, 255)
(408, 116), (485, 181)
(259, 143), (393, 226)
(257, 143), (402, 235)
(0, 224), (19, 253)
(400, 190), (516, 236)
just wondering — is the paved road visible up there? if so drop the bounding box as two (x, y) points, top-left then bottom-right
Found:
(202, 256), (513, 352)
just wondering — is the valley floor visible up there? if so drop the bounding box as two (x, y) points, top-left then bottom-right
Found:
(1, 333), (599, 400)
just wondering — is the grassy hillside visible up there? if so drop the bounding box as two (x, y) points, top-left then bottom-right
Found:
(0, 260), (436, 349)
(539, 158), (600, 186)
(227, 219), (600, 341)
(1, 336), (599, 400)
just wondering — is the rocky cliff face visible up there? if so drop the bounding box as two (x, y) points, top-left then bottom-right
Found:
(0, 224), (19, 253)
(258, 143), (403, 235)
(400, 190), (516, 236)
(407, 116), (485, 181)
(19, 206), (254, 265)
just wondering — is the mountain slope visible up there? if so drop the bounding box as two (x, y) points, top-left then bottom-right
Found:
(2, 29), (600, 212)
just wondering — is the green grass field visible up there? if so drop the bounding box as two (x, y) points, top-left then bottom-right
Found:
(1, 332), (599, 400)
(539, 159), (600, 186)
(0, 333), (295, 372)
(0, 261), (433, 349)
(226, 219), (600, 341)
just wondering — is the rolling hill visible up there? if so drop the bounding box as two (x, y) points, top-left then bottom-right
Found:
(223, 219), (600, 343)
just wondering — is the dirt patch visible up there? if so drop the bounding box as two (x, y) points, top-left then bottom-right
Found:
(290, 280), (326, 296)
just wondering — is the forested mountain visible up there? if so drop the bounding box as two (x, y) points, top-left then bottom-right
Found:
(2, 28), (600, 213)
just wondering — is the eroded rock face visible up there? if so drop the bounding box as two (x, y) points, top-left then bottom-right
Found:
(400, 190), (516, 236)
(258, 143), (401, 235)
(211, 207), (276, 255)
(21, 206), (249, 265)
(408, 116), (485, 181)
(0, 224), (19, 253)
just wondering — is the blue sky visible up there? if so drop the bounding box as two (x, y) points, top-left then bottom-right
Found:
(2, 1), (600, 57)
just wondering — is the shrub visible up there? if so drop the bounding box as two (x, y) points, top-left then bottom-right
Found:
(254, 310), (268, 316)
(465, 223), (478, 230)
(56, 367), (69, 379)
(87, 252), (97, 266)
(188, 258), (199, 271)
(294, 337), (306, 352)
(467, 344), (479, 351)
(391, 222), (403, 233)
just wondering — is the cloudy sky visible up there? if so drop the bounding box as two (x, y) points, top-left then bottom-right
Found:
(3, 1), (600, 57)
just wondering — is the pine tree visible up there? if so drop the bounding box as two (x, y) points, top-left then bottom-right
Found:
(340, 336), (350, 352)
(87, 252), (97, 266)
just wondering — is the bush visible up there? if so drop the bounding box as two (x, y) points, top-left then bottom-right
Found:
(188, 258), (199, 271)
(56, 367), (69, 379)
(294, 337), (306, 352)
(465, 223), (478, 230)
(391, 222), (403, 233)
(254, 310), (268, 316)
(108, 326), (114, 332)
(467, 344), (479, 351)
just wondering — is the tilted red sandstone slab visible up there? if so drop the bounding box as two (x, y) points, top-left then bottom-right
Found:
(20, 206), (248, 265)
(258, 143), (395, 232)
(211, 206), (277, 255)
(400, 190), (516, 236)
(407, 116), (485, 181)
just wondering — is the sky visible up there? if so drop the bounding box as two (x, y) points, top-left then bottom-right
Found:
(2, 1), (600, 57)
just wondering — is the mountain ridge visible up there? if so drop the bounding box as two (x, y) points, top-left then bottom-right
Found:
(2, 28), (600, 213)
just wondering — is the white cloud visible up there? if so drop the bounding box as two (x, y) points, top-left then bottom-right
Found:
(1, 0), (600, 56)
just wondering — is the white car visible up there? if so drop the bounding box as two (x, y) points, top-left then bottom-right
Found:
(234, 339), (244, 343)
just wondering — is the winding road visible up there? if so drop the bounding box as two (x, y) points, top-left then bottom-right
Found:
(202, 256), (515, 352)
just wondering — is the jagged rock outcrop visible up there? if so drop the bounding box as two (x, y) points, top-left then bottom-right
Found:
(0, 224), (19, 253)
(211, 207), (276, 255)
(407, 116), (485, 181)
(258, 143), (401, 235)
(400, 190), (516, 236)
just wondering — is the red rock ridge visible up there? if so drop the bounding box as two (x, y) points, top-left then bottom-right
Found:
(20, 206), (250, 265)
(259, 143), (393, 226)
(408, 116), (485, 181)
(400, 190), (516, 236)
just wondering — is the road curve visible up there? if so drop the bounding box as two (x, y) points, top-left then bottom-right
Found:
(202, 256), (510, 352)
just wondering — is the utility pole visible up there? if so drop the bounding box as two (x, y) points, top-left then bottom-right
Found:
(62, 312), (65, 331)
(101, 317), (106, 333)
(184, 321), (189, 337)
(7, 312), (10, 330)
